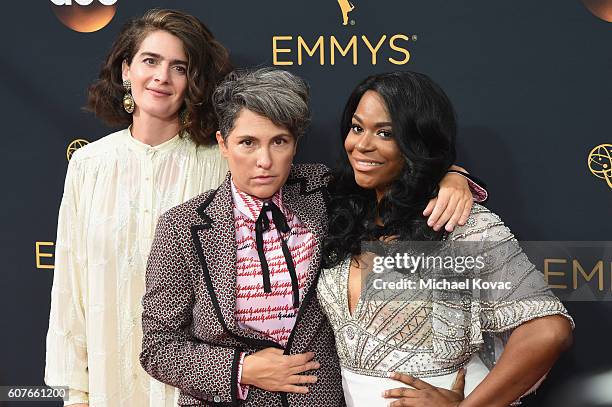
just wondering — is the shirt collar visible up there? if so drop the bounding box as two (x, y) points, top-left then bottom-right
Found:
(231, 180), (285, 222)
(124, 126), (183, 155)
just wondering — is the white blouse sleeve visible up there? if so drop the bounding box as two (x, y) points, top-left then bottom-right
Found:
(45, 155), (90, 405)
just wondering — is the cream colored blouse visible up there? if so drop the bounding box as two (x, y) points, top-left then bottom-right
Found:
(45, 128), (228, 406)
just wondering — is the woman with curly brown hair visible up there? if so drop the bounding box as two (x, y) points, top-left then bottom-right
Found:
(44, 9), (231, 406)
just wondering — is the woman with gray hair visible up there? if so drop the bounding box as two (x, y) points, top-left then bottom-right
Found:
(214, 68), (311, 142)
(140, 67), (485, 405)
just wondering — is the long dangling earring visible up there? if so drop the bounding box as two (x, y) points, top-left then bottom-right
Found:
(122, 80), (135, 114)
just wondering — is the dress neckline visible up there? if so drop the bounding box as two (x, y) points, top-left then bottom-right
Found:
(124, 127), (183, 155)
(343, 258), (365, 320)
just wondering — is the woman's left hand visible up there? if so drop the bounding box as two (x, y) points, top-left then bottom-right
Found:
(424, 167), (473, 232)
(383, 369), (465, 407)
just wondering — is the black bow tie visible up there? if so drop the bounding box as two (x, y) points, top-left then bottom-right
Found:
(254, 200), (300, 308)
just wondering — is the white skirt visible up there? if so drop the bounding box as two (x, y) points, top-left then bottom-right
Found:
(341, 354), (490, 407)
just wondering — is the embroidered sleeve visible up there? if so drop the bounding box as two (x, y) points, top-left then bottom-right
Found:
(459, 207), (573, 331)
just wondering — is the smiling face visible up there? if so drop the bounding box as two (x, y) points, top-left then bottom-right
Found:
(344, 90), (405, 201)
(122, 30), (188, 121)
(217, 109), (298, 199)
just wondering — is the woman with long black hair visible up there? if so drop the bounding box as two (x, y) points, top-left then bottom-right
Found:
(318, 71), (574, 407)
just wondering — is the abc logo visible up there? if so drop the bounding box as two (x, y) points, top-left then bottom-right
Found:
(50, 0), (117, 32)
(51, 0), (117, 5)
(580, 0), (612, 22)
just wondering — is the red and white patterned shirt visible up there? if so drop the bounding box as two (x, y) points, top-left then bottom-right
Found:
(232, 181), (316, 346)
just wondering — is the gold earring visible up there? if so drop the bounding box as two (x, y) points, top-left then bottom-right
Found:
(122, 80), (135, 114)
(179, 109), (190, 126)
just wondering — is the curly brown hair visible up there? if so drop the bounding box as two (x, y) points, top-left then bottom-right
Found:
(86, 9), (232, 145)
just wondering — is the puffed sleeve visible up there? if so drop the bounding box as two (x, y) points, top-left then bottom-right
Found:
(430, 205), (574, 362)
(460, 205), (574, 333)
(451, 205), (574, 403)
(45, 154), (90, 405)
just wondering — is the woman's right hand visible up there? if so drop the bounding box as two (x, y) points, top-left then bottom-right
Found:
(383, 368), (466, 407)
(241, 348), (320, 393)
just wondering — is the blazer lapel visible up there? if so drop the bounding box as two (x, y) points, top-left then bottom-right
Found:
(191, 174), (281, 347)
(282, 168), (329, 302)
(280, 165), (331, 353)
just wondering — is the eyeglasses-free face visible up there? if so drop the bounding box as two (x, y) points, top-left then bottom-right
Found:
(122, 30), (189, 122)
(216, 109), (298, 199)
(344, 90), (404, 201)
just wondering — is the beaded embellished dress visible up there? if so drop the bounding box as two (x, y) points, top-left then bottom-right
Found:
(317, 204), (573, 406)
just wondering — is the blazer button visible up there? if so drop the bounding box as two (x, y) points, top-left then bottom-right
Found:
(213, 395), (221, 403)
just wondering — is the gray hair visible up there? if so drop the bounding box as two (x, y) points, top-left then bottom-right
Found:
(213, 67), (311, 139)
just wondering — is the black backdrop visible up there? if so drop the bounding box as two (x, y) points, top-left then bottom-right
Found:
(1, 0), (611, 406)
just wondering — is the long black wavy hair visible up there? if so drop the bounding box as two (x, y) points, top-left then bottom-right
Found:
(321, 71), (457, 268)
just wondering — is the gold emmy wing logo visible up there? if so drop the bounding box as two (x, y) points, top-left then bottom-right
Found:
(67, 139), (89, 161)
(337, 0), (355, 25)
(50, 0), (117, 33)
(588, 144), (612, 188)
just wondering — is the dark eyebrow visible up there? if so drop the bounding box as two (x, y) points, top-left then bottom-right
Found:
(139, 52), (187, 66)
(234, 133), (293, 140)
(352, 114), (392, 128)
